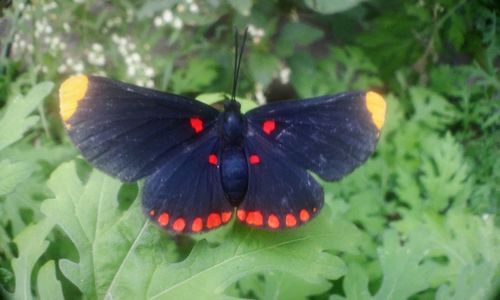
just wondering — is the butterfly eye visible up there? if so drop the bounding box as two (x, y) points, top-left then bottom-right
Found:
(262, 120), (276, 135)
(189, 117), (204, 133)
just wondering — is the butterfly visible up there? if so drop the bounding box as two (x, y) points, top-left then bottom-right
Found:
(58, 29), (386, 234)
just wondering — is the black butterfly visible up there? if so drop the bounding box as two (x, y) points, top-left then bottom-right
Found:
(59, 29), (386, 233)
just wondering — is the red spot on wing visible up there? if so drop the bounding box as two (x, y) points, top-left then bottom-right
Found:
(285, 214), (297, 227)
(149, 209), (155, 217)
(207, 213), (222, 229)
(172, 218), (186, 232)
(191, 218), (203, 232)
(208, 154), (218, 165)
(190, 117), (204, 133)
(249, 154), (260, 165)
(312, 207), (317, 213)
(237, 209), (246, 221)
(221, 211), (232, 223)
(246, 211), (263, 226)
(299, 209), (310, 222)
(158, 213), (169, 226)
(262, 120), (276, 135)
(267, 214), (280, 229)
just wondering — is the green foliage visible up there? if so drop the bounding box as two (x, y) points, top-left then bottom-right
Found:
(0, 0), (499, 299)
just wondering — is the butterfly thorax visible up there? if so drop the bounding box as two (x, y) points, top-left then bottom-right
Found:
(222, 101), (244, 144)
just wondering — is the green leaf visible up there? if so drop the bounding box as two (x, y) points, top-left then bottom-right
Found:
(171, 58), (218, 94)
(0, 81), (54, 151)
(42, 162), (362, 299)
(228, 0), (253, 16)
(290, 47), (381, 98)
(196, 93), (258, 112)
(249, 51), (280, 87)
(145, 209), (360, 299)
(196, 92), (227, 105)
(420, 133), (472, 211)
(304, 0), (366, 14)
(373, 229), (436, 300)
(37, 261), (65, 300)
(0, 160), (35, 196)
(11, 219), (54, 300)
(261, 273), (332, 300)
(276, 22), (324, 57)
(410, 87), (457, 130)
(447, 15), (466, 49)
(341, 263), (371, 300)
(41, 162), (173, 299)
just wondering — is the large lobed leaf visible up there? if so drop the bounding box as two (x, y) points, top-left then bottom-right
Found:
(42, 161), (363, 299)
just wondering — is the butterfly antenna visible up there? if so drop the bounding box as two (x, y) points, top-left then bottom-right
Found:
(231, 27), (248, 102)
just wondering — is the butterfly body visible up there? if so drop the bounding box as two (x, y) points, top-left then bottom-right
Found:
(59, 75), (386, 234)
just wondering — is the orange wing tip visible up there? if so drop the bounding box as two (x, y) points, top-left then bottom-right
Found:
(59, 75), (89, 124)
(365, 91), (386, 130)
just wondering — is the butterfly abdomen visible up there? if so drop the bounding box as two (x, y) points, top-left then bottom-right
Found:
(221, 147), (248, 205)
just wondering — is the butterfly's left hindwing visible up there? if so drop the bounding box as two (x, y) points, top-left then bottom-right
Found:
(59, 75), (219, 182)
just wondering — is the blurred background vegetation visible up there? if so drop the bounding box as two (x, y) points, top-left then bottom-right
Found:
(0, 0), (499, 299)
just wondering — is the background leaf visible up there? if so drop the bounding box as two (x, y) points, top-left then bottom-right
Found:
(0, 82), (53, 151)
(304, 0), (366, 14)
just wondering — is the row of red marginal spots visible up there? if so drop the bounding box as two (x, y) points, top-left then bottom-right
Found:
(190, 118), (276, 136)
(149, 210), (232, 233)
(236, 207), (317, 229)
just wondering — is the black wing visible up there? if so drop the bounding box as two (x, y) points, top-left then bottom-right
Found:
(142, 127), (234, 234)
(59, 75), (219, 182)
(237, 91), (386, 229)
(245, 91), (386, 181)
(237, 128), (324, 230)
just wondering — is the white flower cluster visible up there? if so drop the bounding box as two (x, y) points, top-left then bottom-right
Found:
(153, 0), (200, 29)
(58, 57), (85, 74)
(11, 33), (33, 54)
(111, 34), (155, 87)
(11, 3), (66, 63)
(86, 43), (106, 66)
(103, 16), (123, 34)
(248, 24), (265, 44)
(154, 9), (183, 29)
